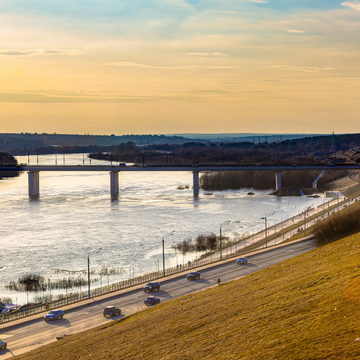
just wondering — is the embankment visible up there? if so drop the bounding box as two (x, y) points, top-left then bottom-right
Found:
(17, 233), (360, 360)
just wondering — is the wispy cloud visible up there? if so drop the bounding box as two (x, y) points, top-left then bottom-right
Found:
(266, 65), (335, 73)
(0, 49), (83, 56)
(107, 61), (236, 70)
(183, 51), (229, 57)
(341, 1), (360, 11)
(0, 89), (233, 103)
(286, 29), (306, 34)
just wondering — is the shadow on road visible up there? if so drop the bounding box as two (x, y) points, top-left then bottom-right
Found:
(156, 290), (171, 298)
(107, 314), (125, 321)
(44, 318), (71, 327)
(0, 348), (12, 357)
(244, 263), (257, 268)
(187, 279), (210, 285)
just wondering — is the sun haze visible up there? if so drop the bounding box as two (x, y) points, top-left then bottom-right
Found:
(0, 0), (359, 134)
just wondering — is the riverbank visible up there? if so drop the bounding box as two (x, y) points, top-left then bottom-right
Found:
(0, 152), (19, 178)
(201, 169), (355, 196)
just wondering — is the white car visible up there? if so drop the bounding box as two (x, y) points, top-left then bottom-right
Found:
(0, 339), (7, 350)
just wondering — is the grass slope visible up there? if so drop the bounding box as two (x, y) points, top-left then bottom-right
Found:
(18, 235), (360, 360)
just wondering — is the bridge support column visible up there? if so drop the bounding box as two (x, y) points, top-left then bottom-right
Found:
(193, 171), (199, 198)
(110, 171), (119, 200)
(28, 171), (40, 200)
(275, 171), (282, 192)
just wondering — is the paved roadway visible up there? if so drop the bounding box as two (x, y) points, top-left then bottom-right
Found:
(0, 239), (315, 358)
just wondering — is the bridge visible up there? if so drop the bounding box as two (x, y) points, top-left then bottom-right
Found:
(1, 164), (359, 200)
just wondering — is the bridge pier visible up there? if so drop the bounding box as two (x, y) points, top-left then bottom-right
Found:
(110, 171), (119, 200)
(193, 171), (200, 198)
(275, 171), (282, 191)
(28, 171), (40, 200)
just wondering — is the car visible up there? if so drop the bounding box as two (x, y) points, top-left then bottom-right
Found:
(236, 257), (248, 265)
(103, 305), (121, 317)
(186, 272), (201, 280)
(44, 309), (64, 322)
(144, 296), (161, 306)
(143, 282), (161, 292)
(0, 340), (7, 350)
(118, 162), (127, 167)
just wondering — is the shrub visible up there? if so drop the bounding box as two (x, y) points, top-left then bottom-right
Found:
(314, 201), (360, 246)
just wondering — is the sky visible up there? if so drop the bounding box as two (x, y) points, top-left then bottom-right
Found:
(0, 0), (360, 134)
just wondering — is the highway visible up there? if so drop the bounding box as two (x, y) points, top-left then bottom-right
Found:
(0, 239), (315, 358)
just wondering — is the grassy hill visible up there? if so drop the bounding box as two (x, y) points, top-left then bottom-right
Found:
(18, 235), (360, 360)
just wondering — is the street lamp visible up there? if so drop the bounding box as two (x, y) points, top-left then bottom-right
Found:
(87, 248), (102, 298)
(261, 211), (275, 248)
(219, 221), (231, 260)
(162, 231), (175, 277)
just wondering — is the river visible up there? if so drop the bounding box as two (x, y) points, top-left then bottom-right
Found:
(0, 153), (328, 304)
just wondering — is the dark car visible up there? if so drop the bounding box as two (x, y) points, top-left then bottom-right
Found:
(0, 340), (7, 350)
(103, 305), (121, 317)
(144, 296), (161, 306)
(143, 282), (160, 292)
(44, 309), (64, 322)
(186, 272), (201, 281)
(236, 257), (248, 265)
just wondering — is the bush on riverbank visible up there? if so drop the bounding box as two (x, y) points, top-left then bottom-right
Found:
(314, 201), (360, 246)
(0, 297), (13, 303)
(200, 170), (349, 192)
(0, 152), (19, 179)
(5, 274), (89, 292)
(173, 233), (219, 254)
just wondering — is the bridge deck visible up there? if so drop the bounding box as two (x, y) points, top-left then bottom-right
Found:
(1, 164), (359, 172)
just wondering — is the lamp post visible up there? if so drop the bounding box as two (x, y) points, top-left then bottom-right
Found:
(87, 248), (102, 298)
(162, 231), (175, 277)
(219, 221), (231, 260)
(261, 211), (275, 248)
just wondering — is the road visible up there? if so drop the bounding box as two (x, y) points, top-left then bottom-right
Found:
(0, 239), (315, 358)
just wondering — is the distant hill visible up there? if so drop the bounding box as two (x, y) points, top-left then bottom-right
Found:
(173, 133), (323, 142)
(1, 132), (359, 158)
(0, 133), (192, 155)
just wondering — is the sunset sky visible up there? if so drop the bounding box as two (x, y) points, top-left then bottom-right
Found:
(1, 0), (360, 134)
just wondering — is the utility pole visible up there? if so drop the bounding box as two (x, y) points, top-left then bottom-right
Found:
(87, 255), (90, 298)
(261, 211), (275, 248)
(86, 248), (102, 298)
(219, 221), (231, 260)
(162, 231), (175, 277)
(162, 238), (165, 276)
